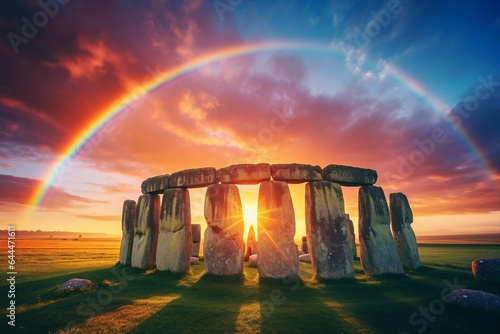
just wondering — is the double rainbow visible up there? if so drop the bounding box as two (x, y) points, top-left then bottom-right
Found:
(27, 41), (494, 220)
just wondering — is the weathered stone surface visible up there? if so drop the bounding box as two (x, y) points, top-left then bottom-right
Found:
(257, 181), (299, 278)
(156, 188), (192, 273)
(141, 174), (170, 194)
(169, 167), (216, 188)
(271, 163), (322, 183)
(299, 254), (311, 263)
(191, 224), (201, 258)
(131, 194), (160, 269)
(249, 254), (258, 267)
(447, 289), (500, 315)
(190, 257), (200, 265)
(56, 278), (93, 293)
(358, 186), (404, 275)
(472, 258), (500, 284)
(217, 163), (270, 184)
(119, 200), (136, 265)
(323, 164), (377, 186)
(345, 214), (357, 259)
(204, 184), (245, 275)
(305, 181), (354, 279)
(301, 236), (308, 254)
(390, 193), (420, 270)
(246, 226), (257, 260)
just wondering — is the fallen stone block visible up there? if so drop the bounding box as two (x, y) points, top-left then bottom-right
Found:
(249, 254), (258, 267)
(472, 258), (500, 284)
(447, 289), (500, 315)
(56, 278), (94, 294)
(299, 254), (311, 263)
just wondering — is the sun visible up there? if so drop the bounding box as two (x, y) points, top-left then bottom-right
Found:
(242, 201), (258, 227)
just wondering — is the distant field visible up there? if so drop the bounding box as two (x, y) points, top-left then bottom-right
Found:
(1, 238), (499, 333)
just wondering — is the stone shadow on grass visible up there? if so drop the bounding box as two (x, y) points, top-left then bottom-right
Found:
(12, 264), (191, 333)
(129, 272), (247, 333)
(257, 276), (359, 333)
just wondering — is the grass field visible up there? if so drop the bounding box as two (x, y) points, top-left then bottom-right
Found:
(1, 239), (499, 333)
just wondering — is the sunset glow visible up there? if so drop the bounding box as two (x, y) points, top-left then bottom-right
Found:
(0, 1), (499, 241)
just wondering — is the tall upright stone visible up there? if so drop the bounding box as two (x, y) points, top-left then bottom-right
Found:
(358, 186), (403, 275)
(119, 200), (136, 265)
(301, 236), (308, 254)
(204, 184), (245, 275)
(246, 226), (257, 260)
(191, 224), (201, 258)
(390, 193), (420, 270)
(345, 214), (357, 259)
(257, 181), (299, 278)
(305, 181), (354, 279)
(156, 188), (192, 273)
(131, 194), (160, 269)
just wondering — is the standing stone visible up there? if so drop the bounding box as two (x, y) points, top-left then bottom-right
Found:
(345, 214), (357, 259)
(257, 181), (299, 278)
(217, 163), (271, 184)
(301, 236), (308, 254)
(169, 167), (217, 188)
(156, 188), (192, 273)
(305, 181), (354, 279)
(191, 224), (201, 258)
(204, 184), (245, 275)
(390, 193), (420, 270)
(323, 164), (377, 186)
(119, 200), (136, 265)
(358, 186), (404, 275)
(131, 194), (160, 269)
(271, 163), (322, 183)
(246, 226), (257, 260)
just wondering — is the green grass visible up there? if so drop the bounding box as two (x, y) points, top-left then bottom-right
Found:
(1, 239), (499, 333)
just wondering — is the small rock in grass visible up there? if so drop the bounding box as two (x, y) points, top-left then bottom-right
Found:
(249, 254), (258, 267)
(299, 254), (311, 263)
(56, 278), (93, 293)
(472, 258), (500, 284)
(446, 289), (500, 315)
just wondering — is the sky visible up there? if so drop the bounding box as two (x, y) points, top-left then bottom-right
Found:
(0, 0), (499, 240)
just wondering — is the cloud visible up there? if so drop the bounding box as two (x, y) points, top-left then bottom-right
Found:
(0, 0), (498, 223)
(0, 174), (100, 210)
(75, 214), (121, 222)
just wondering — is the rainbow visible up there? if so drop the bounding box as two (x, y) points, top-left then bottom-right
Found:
(384, 63), (494, 175)
(27, 40), (494, 220)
